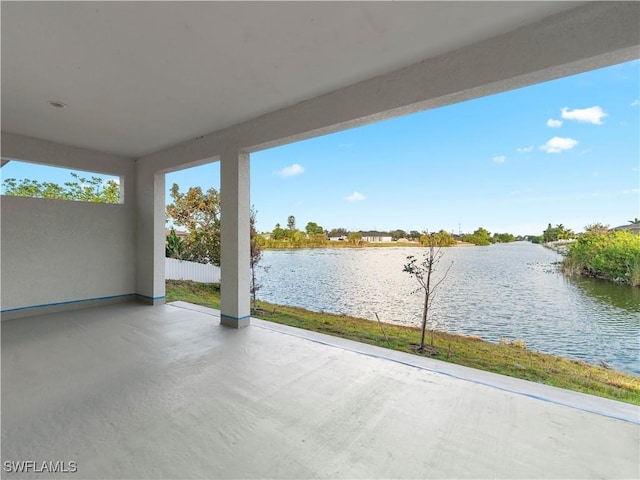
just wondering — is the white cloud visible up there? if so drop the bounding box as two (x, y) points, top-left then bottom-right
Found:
(623, 188), (640, 195)
(539, 137), (578, 153)
(275, 163), (304, 177)
(492, 155), (506, 164)
(516, 145), (534, 153)
(346, 191), (366, 202)
(631, 99), (639, 107)
(561, 106), (607, 125)
(546, 118), (563, 128)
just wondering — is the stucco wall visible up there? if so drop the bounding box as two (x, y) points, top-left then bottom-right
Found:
(1, 195), (136, 314)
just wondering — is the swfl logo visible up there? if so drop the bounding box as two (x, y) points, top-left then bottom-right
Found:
(3, 460), (77, 473)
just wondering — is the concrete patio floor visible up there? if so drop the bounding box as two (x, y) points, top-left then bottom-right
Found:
(2, 302), (639, 479)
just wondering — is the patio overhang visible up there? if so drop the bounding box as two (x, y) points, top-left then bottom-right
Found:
(1, 2), (639, 325)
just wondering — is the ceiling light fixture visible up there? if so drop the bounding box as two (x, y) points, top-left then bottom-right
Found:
(49, 100), (68, 108)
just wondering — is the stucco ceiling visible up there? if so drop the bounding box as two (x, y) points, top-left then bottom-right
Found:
(2, 2), (586, 157)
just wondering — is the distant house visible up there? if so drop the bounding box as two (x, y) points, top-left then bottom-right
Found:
(328, 234), (347, 242)
(362, 231), (392, 242)
(611, 224), (640, 235)
(165, 229), (188, 239)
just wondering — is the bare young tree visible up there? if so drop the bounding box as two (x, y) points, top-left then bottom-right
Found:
(250, 207), (269, 313)
(403, 231), (453, 352)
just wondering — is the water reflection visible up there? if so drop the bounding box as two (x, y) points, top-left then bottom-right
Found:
(569, 276), (640, 314)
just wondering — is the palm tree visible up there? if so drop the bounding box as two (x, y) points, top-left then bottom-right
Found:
(555, 224), (571, 240)
(628, 218), (640, 225)
(558, 228), (574, 240)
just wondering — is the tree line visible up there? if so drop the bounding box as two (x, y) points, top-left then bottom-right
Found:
(261, 219), (519, 248)
(2, 173), (120, 203)
(529, 221), (637, 244)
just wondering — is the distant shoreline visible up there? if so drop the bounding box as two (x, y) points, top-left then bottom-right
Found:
(263, 240), (481, 250)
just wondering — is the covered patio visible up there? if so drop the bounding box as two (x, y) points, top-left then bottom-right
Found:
(2, 2), (640, 478)
(2, 2), (639, 324)
(2, 302), (638, 479)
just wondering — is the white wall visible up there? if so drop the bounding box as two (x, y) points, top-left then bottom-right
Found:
(1, 134), (138, 318)
(1, 195), (136, 316)
(165, 258), (220, 284)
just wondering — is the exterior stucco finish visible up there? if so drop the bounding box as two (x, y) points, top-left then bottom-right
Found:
(134, 165), (166, 303)
(220, 149), (251, 327)
(0, 134), (139, 317)
(0, 196), (136, 315)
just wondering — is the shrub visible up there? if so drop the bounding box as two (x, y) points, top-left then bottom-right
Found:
(563, 230), (640, 286)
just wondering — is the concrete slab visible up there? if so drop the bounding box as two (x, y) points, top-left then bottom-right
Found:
(2, 302), (639, 479)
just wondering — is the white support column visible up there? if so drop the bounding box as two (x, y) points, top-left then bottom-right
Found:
(220, 149), (251, 328)
(135, 167), (166, 305)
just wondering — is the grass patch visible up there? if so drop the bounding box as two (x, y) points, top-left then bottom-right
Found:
(166, 280), (221, 310)
(166, 280), (640, 405)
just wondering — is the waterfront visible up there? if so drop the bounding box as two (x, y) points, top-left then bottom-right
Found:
(257, 242), (640, 375)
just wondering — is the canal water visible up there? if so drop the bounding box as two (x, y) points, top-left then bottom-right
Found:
(257, 242), (640, 375)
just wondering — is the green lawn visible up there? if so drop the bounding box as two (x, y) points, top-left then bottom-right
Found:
(166, 280), (640, 405)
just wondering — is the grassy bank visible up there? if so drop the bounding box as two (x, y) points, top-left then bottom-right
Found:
(166, 280), (640, 405)
(563, 230), (640, 287)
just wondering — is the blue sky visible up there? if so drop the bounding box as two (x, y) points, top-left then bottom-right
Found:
(3, 60), (639, 236)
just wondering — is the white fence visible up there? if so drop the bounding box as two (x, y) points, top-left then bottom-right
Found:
(165, 258), (221, 283)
